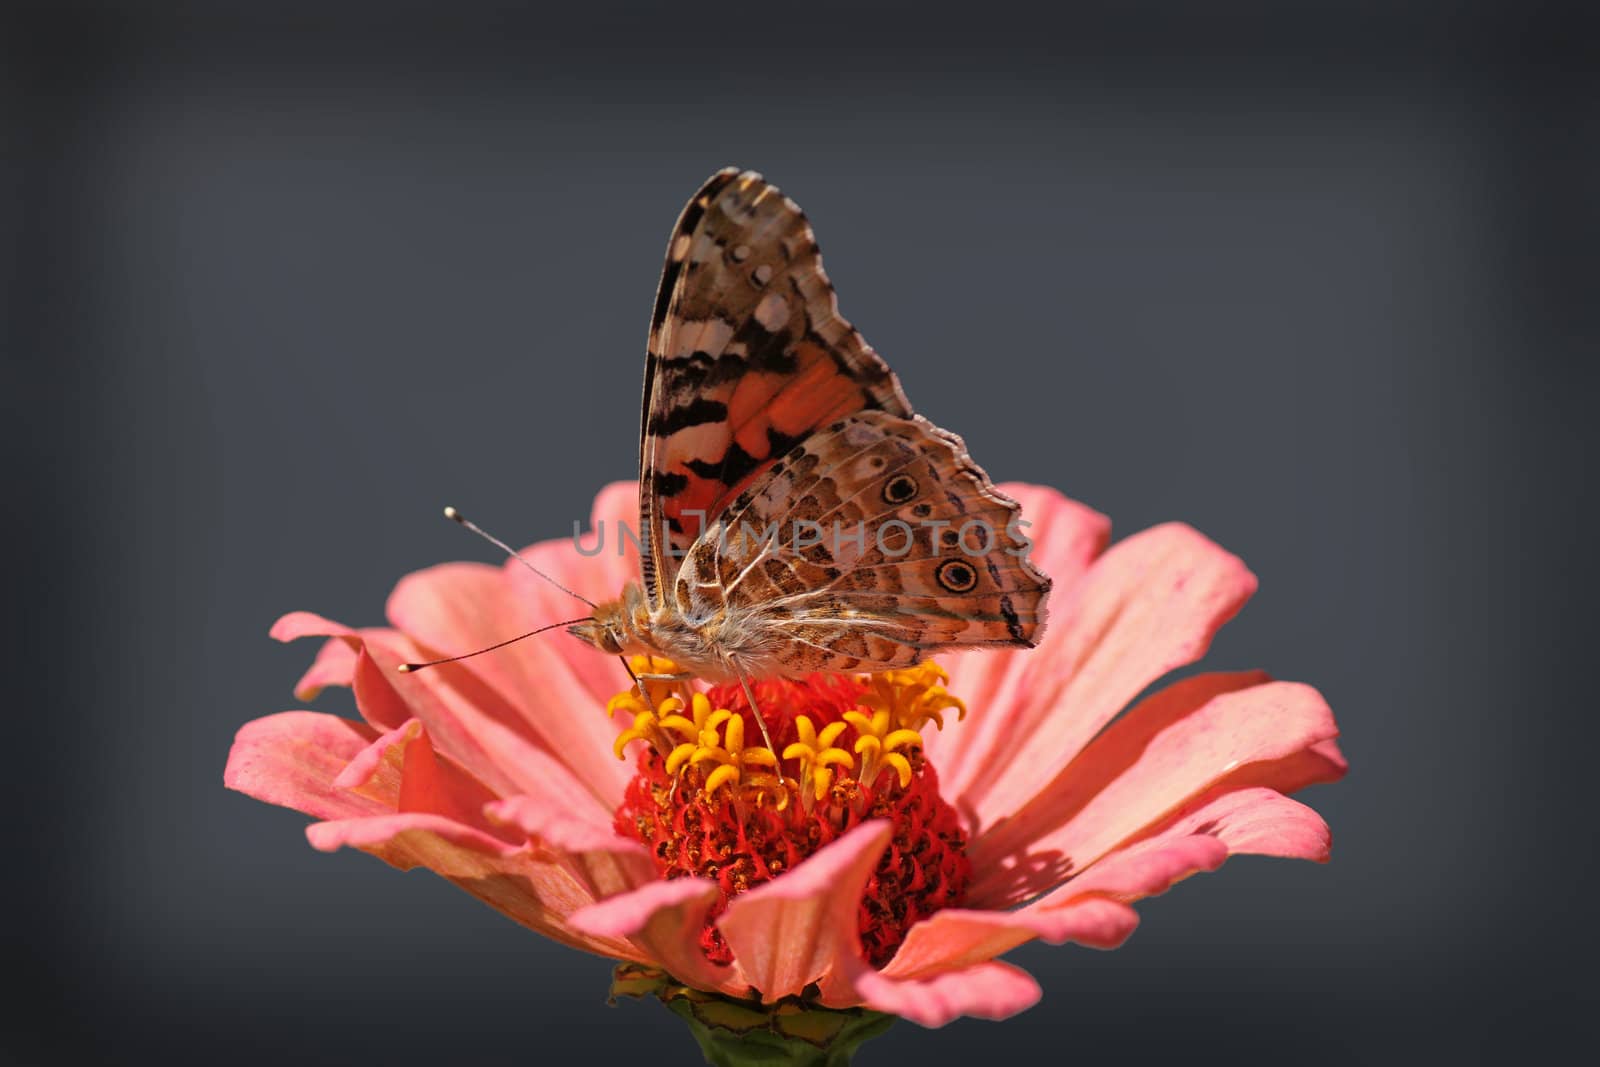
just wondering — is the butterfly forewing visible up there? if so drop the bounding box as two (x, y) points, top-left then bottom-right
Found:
(638, 168), (912, 610)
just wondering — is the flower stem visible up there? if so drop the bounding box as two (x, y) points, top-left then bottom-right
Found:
(612, 965), (896, 1067)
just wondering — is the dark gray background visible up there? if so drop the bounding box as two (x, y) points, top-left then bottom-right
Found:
(6, 2), (1596, 1063)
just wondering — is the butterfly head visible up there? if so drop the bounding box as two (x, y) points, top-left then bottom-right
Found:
(568, 609), (626, 655)
(569, 583), (653, 657)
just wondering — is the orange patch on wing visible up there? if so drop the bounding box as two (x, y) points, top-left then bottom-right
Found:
(727, 373), (789, 449)
(663, 473), (723, 537)
(732, 348), (862, 458)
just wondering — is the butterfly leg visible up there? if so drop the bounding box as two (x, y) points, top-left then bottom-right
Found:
(617, 657), (674, 714)
(619, 656), (696, 713)
(620, 656), (683, 806)
(617, 656), (654, 710)
(737, 672), (778, 753)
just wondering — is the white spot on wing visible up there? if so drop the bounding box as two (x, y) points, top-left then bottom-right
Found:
(671, 317), (736, 358)
(754, 292), (788, 332)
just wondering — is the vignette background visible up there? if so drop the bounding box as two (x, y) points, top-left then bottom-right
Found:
(5, 2), (1595, 1062)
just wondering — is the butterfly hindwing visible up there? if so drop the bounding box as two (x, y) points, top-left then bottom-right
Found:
(638, 169), (912, 609)
(674, 411), (1052, 675)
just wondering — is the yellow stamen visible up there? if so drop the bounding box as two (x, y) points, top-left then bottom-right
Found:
(882, 752), (914, 788)
(884, 728), (924, 751)
(688, 705), (790, 808)
(628, 654), (690, 710)
(863, 663), (966, 733)
(613, 708), (672, 760)
(782, 715), (856, 805)
(843, 706), (925, 791)
(704, 763), (741, 796)
(664, 742), (698, 776)
(606, 659), (963, 805)
(659, 693), (716, 744)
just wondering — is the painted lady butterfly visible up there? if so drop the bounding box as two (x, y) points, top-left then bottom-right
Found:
(568, 169), (1051, 687)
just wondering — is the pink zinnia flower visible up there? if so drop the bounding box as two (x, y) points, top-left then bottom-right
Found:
(225, 481), (1344, 1029)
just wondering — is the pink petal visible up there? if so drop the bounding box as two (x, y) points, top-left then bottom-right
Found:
(969, 669), (1264, 894)
(277, 619), (429, 707)
(487, 792), (655, 901)
(524, 480), (642, 610)
(568, 877), (734, 994)
(828, 821), (1240, 992)
(1018, 788), (1331, 909)
(506, 481), (645, 708)
(1148, 785), (1333, 862)
(969, 675), (1338, 906)
(406, 483), (642, 724)
(948, 523), (1258, 837)
(867, 788), (1331, 993)
(306, 812), (639, 961)
(269, 612), (408, 731)
(224, 711), (385, 820)
(925, 484), (1110, 772)
(290, 632), (360, 701)
(306, 811), (524, 858)
(385, 561), (632, 807)
(270, 610), (356, 644)
(227, 708), (629, 958)
(1216, 737), (1348, 795)
(333, 719), (521, 844)
(852, 961), (1042, 1027)
(277, 609), (620, 811)
(875, 897), (1139, 984)
(1047, 833), (1230, 901)
(332, 720), (413, 799)
(485, 775), (640, 857)
(718, 822), (893, 1004)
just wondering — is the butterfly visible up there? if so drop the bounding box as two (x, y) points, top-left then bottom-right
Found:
(567, 168), (1051, 688)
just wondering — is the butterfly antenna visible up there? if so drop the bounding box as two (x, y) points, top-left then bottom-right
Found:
(442, 506), (597, 609)
(397, 616), (594, 673)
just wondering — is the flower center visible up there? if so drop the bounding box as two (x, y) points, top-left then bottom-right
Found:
(608, 660), (972, 967)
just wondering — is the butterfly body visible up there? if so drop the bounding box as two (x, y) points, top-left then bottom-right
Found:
(570, 169), (1051, 681)
(573, 583), (797, 683)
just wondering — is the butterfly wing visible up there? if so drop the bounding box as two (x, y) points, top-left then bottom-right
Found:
(638, 168), (913, 609)
(678, 411), (1052, 676)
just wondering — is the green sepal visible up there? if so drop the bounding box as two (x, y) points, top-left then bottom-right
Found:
(610, 965), (896, 1066)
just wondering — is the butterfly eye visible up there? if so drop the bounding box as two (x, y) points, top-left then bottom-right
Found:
(937, 559), (980, 593)
(882, 474), (919, 505)
(601, 624), (626, 654)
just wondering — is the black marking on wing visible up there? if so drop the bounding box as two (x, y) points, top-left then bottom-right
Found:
(648, 174), (734, 339)
(654, 398), (729, 435)
(671, 350), (752, 390)
(639, 169), (742, 604)
(682, 425), (809, 494)
(998, 594), (1028, 644)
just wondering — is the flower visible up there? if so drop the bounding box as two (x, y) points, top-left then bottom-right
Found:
(225, 481), (1345, 1030)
